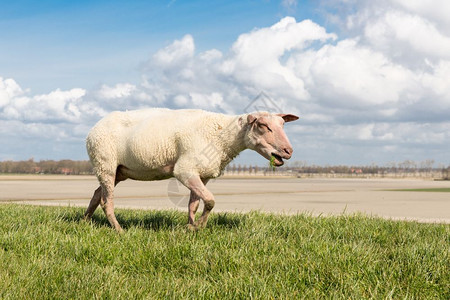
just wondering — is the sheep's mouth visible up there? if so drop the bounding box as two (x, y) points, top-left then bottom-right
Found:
(271, 153), (284, 166)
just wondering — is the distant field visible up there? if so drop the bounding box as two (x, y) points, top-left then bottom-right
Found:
(0, 204), (448, 299)
(388, 188), (450, 192)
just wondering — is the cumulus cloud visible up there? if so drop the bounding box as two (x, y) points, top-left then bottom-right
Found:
(364, 10), (450, 62)
(392, 0), (450, 32)
(1, 12), (450, 164)
(0, 78), (24, 108)
(140, 18), (336, 114)
(152, 34), (195, 68)
(226, 18), (336, 100)
(291, 39), (415, 110)
(0, 78), (91, 123)
(96, 83), (137, 100)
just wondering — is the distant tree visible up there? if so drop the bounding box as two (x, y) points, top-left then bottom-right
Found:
(423, 159), (435, 173)
(442, 166), (450, 180)
(386, 162), (397, 173)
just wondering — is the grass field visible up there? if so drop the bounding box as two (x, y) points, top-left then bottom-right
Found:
(0, 204), (448, 299)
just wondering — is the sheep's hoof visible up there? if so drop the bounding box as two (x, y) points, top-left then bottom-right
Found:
(83, 214), (91, 222)
(112, 225), (124, 234)
(194, 219), (207, 228)
(186, 224), (199, 232)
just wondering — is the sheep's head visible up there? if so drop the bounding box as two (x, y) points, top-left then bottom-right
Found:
(243, 112), (299, 166)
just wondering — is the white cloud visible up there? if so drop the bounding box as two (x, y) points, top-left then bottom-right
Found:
(364, 10), (450, 60)
(392, 0), (450, 31)
(97, 83), (136, 99)
(139, 17), (337, 116)
(292, 38), (415, 109)
(421, 60), (450, 97)
(226, 17), (336, 100)
(290, 120), (450, 164)
(152, 34), (195, 68)
(0, 77), (25, 108)
(1, 87), (87, 123)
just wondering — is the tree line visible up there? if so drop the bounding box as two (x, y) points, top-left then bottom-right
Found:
(282, 159), (441, 174)
(0, 159), (93, 175)
(227, 159), (449, 178)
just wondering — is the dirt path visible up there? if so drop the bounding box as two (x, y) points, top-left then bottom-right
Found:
(1, 175), (449, 223)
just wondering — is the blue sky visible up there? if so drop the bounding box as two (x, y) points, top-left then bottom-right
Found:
(1, 0), (322, 93)
(1, 0), (450, 167)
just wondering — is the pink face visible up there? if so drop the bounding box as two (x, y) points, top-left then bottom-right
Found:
(245, 112), (299, 166)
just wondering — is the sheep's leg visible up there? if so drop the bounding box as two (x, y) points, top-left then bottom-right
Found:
(180, 175), (215, 229)
(188, 191), (201, 226)
(84, 186), (102, 220)
(187, 178), (209, 227)
(84, 171), (126, 221)
(99, 176), (123, 233)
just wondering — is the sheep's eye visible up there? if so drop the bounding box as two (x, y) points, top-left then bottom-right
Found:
(259, 123), (272, 132)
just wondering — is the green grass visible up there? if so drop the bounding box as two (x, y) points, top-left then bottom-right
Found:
(0, 204), (448, 299)
(387, 188), (450, 193)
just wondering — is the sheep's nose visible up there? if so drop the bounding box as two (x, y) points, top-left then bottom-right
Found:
(283, 147), (293, 158)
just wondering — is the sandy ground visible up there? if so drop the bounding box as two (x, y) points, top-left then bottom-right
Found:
(1, 175), (449, 223)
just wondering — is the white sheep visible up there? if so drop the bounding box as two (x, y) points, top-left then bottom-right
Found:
(84, 108), (299, 232)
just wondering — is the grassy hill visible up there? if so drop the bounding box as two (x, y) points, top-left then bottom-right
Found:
(0, 204), (448, 299)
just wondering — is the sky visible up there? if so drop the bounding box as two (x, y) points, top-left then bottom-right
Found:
(1, 0), (450, 167)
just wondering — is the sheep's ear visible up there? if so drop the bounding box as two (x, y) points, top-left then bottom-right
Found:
(239, 114), (258, 127)
(247, 114), (257, 124)
(277, 114), (299, 123)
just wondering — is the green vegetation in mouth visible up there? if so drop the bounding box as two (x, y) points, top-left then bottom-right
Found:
(269, 155), (276, 171)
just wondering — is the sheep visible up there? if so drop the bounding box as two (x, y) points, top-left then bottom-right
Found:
(84, 108), (299, 232)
